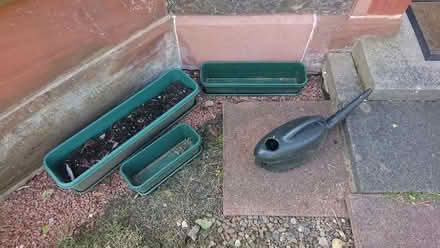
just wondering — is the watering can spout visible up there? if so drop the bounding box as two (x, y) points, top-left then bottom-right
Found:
(326, 88), (373, 129)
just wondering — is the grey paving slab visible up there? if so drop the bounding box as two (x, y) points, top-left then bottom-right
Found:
(352, 14), (440, 101)
(345, 101), (440, 193)
(167, 0), (354, 15)
(223, 102), (348, 217)
(323, 53), (363, 112)
(348, 194), (440, 248)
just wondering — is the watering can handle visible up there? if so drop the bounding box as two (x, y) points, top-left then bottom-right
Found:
(283, 116), (324, 142)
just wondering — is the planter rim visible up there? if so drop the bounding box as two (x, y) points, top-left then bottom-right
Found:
(200, 61), (308, 95)
(119, 123), (201, 191)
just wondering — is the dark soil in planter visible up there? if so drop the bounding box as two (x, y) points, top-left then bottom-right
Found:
(59, 81), (193, 182)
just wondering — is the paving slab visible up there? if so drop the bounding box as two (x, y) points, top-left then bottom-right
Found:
(352, 14), (440, 101)
(348, 194), (440, 248)
(323, 53), (363, 112)
(223, 102), (348, 217)
(345, 101), (440, 193)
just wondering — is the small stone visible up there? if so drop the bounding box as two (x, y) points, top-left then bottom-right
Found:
(261, 216), (269, 223)
(217, 227), (223, 233)
(234, 239), (241, 247)
(205, 100), (215, 107)
(336, 230), (346, 240)
(41, 189), (55, 200)
(290, 217), (297, 225)
(286, 233), (297, 243)
(99, 133), (105, 139)
(208, 241), (216, 248)
(187, 225), (200, 241)
(297, 225), (304, 233)
(284, 223), (290, 228)
(332, 238), (345, 248)
(272, 231), (280, 241)
(278, 228), (287, 233)
(280, 233), (287, 242)
(181, 220), (189, 228)
(267, 223), (274, 230)
(318, 237), (329, 248)
(195, 218), (215, 230)
(226, 228), (235, 234)
(265, 232), (271, 240)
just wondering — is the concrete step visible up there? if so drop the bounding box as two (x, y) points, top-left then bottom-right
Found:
(323, 52), (363, 112)
(352, 14), (440, 101)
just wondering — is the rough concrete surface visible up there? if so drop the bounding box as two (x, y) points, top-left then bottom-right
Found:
(0, 17), (180, 197)
(323, 53), (363, 112)
(223, 102), (348, 217)
(345, 101), (440, 193)
(348, 194), (440, 248)
(167, 0), (354, 15)
(352, 14), (440, 101)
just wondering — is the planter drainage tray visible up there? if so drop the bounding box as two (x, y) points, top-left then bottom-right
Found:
(200, 61), (307, 95)
(120, 124), (202, 195)
(44, 69), (199, 193)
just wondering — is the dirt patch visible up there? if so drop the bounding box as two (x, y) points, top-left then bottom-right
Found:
(60, 81), (193, 182)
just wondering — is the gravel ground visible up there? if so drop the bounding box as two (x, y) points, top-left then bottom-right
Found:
(0, 71), (353, 248)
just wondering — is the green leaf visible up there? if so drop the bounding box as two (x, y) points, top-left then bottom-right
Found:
(42, 224), (49, 234)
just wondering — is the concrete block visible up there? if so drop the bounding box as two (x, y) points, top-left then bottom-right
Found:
(323, 53), (363, 112)
(352, 14), (440, 101)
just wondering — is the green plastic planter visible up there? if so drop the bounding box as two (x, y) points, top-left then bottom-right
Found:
(44, 69), (199, 193)
(200, 61), (307, 95)
(120, 124), (201, 195)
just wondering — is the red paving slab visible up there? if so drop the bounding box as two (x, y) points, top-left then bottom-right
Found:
(223, 102), (348, 217)
(348, 194), (440, 248)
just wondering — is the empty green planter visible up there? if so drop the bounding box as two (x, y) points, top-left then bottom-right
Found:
(200, 61), (307, 95)
(44, 69), (199, 193)
(120, 124), (201, 195)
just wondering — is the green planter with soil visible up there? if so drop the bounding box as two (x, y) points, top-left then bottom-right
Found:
(44, 69), (199, 192)
(120, 124), (201, 195)
(200, 61), (307, 95)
